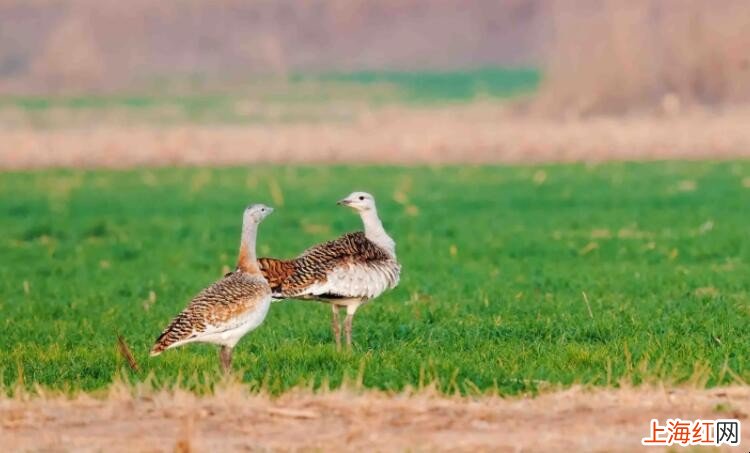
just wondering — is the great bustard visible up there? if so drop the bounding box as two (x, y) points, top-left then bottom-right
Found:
(259, 192), (400, 349)
(150, 204), (274, 372)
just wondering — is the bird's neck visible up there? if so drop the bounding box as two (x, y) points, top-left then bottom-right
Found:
(360, 209), (396, 256)
(237, 222), (261, 275)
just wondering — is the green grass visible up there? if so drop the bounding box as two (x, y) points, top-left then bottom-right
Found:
(2, 162), (750, 395)
(298, 67), (539, 102)
(0, 68), (539, 127)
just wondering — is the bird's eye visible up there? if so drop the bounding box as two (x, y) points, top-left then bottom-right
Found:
(358, 196), (365, 201)
(261, 208), (266, 212)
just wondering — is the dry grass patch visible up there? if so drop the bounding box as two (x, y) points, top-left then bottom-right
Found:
(2, 383), (749, 451)
(4, 105), (750, 168)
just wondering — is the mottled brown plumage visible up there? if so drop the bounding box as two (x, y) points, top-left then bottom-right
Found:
(258, 191), (400, 349)
(150, 271), (271, 355)
(150, 203), (274, 372)
(259, 232), (398, 299)
(257, 257), (295, 292)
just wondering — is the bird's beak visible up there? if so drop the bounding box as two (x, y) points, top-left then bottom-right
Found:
(337, 198), (351, 206)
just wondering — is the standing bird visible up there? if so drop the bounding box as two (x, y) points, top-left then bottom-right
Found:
(259, 192), (400, 350)
(150, 204), (274, 372)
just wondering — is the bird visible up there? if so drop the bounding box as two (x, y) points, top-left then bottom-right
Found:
(258, 191), (400, 350)
(150, 203), (274, 372)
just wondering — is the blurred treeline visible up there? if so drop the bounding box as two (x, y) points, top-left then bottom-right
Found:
(1, 0), (749, 114)
(0, 0), (539, 94)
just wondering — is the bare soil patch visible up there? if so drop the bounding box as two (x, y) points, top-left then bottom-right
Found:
(3, 106), (750, 169)
(1, 385), (748, 452)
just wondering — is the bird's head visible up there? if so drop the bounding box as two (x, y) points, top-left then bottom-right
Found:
(244, 203), (274, 224)
(337, 191), (376, 213)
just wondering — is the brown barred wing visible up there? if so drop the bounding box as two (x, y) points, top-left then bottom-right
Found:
(150, 272), (270, 355)
(278, 232), (394, 298)
(257, 257), (295, 295)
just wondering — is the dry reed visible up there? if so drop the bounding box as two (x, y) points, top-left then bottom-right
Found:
(537, 0), (750, 115)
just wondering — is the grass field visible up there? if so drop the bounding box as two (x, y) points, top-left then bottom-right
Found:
(2, 162), (750, 395)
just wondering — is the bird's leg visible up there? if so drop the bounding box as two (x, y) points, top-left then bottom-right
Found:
(344, 314), (353, 350)
(220, 345), (233, 373)
(331, 304), (341, 351)
(344, 303), (360, 350)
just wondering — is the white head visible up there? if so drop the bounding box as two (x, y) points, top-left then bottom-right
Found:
(337, 191), (395, 255)
(337, 191), (377, 213)
(243, 203), (274, 225)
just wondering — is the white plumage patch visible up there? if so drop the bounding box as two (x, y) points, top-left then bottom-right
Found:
(303, 261), (400, 300)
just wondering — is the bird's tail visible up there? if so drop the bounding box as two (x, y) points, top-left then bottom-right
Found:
(149, 312), (190, 357)
(149, 333), (170, 357)
(149, 342), (167, 357)
(258, 257), (295, 295)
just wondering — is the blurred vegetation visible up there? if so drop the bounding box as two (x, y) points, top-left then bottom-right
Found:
(538, 0), (750, 115)
(302, 68), (539, 102)
(0, 68), (539, 127)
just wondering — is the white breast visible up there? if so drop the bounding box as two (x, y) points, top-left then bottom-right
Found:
(193, 295), (272, 348)
(305, 261), (400, 300)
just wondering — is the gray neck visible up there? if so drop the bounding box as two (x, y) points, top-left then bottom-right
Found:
(360, 208), (396, 257)
(237, 219), (260, 274)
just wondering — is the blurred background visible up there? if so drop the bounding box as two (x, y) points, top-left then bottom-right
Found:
(1, 0), (749, 168)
